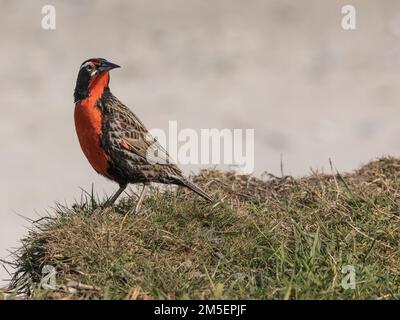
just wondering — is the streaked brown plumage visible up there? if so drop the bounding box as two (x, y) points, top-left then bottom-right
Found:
(74, 58), (212, 212)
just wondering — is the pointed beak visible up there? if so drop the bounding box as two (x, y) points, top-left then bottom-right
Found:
(98, 60), (120, 73)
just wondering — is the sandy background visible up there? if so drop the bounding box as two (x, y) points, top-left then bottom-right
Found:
(2, 0), (400, 285)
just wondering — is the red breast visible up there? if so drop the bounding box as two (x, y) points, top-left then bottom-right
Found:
(74, 72), (112, 178)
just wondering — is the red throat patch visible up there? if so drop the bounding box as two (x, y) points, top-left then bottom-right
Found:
(74, 72), (112, 178)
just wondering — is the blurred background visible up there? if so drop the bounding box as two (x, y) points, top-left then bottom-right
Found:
(1, 0), (400, 285)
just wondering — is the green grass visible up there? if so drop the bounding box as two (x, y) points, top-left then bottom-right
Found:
(3, 157), (400, 299)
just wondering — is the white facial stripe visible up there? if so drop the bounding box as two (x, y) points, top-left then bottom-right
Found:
(80, 61), (92, 69)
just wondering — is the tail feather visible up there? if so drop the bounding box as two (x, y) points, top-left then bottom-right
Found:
(181, 179), (213, 202)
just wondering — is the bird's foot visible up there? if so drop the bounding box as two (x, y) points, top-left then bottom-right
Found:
(128, 204), (143, 215)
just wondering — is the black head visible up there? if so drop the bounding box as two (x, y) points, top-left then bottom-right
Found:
(74, 58), (120, 103)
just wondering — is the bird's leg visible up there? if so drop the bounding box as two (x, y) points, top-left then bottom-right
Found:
(132, 183), (149, 214)
(103, 184), (127, 208)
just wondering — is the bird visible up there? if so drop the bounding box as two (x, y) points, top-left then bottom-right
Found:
(73, 58), (213, 213)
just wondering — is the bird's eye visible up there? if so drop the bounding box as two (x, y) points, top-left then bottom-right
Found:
(86, 65), (94, 72)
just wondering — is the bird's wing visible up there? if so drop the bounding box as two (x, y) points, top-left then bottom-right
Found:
(101, 93), (182, 174)
(98, 91), (213, 200)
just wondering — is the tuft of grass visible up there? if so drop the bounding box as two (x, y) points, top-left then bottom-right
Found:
(3, 157), (400, 299)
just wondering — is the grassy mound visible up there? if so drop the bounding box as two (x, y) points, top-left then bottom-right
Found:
(4, 157), (400, 299)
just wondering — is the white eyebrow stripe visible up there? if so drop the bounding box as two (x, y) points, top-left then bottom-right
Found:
(80, 61), (92, 69)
